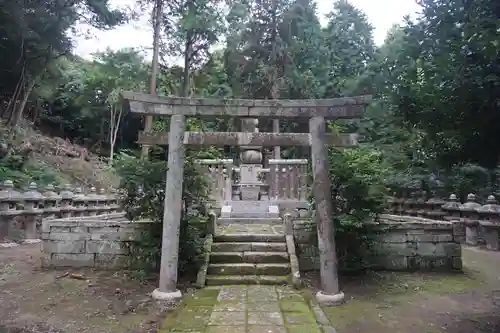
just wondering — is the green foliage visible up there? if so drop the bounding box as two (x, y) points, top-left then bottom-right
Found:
(323, 0), (376, 97)
(328, 147), (390, 271)
(115, 144), (219, 277)
(384, 0), (500, 169)
(0, 162), (63, 189)
(0, 0), (126, 125)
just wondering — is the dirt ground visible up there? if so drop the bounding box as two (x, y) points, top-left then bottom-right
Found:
(2, 245), (500, 333)
(305, 246), (500, 333)
(0, 244), (186, 333)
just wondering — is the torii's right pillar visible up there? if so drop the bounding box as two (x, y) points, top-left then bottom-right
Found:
(310, 115), (344, 306)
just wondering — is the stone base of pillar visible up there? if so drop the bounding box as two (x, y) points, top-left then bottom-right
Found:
(315, 290), (345, 306)
(152, 288), (182, 301)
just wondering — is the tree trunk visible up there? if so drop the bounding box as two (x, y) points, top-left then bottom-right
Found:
(141, 0), (163, 159)
(9, 78), (37, 127)
(3, 66), (25, 120)
(109, 104), (123, 166)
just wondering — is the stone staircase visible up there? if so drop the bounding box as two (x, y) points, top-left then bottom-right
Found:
(206, 233), (291, 285)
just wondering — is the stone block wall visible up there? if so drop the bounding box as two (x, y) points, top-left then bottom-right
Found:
(293, 214), (462, 272)
(41, 215), (150, 268)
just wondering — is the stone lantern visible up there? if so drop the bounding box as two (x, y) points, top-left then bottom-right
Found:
(416, 190), (428, 218)
(459, 193), (481, 246)
(0, 180), (22, 241)
(425, 191), (446, 221)
(59, 184), (74, 218)
(477, 195), (500, 250)
(442, 194), (463, 243)
(108, 187), (121, 213)
(23, 182), (43, 240)
(86, 187), (99, 216)
(387, 192), (400, 215)
(442, 194), (461, 220)
(386, 196), (394, 214)
(43, 184), (61, 219)
(72, 187), (87, 217)
(406, 191), (419, 216)
(97, 188), (107, 215)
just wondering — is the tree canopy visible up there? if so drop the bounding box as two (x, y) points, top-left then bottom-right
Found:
(0, 0), (498, 196)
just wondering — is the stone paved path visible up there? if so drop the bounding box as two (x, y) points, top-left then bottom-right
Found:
(160, 285), (335, 333)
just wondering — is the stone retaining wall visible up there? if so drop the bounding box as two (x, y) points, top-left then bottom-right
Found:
(293, 214), (462, 272)
(41, 214), (150, 268)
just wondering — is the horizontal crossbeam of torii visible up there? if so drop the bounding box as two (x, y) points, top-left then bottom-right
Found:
(137, 131), (360, 147)
(121, 91), (373, 306)
(122, 91), (372, 119)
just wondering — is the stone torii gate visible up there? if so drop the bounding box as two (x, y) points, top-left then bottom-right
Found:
(122, 92), (372, 304)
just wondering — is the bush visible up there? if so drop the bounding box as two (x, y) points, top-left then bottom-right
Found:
(327, 147), (390, 272)
(115, 147), (217, 278)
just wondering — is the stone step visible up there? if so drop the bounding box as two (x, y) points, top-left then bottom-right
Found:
(206, 275), (289, 286)
(226, 212), (280, 218)
(208, 263), (290, 276)
(218, 217), (282, 225)
(212, 242), (287, 252)
(210, 251), (289, 264)
(214, 234), (285, 243)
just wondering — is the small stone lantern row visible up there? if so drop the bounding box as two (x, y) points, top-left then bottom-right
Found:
(388, 191), (500, 251)
(0, 180), (121, 241)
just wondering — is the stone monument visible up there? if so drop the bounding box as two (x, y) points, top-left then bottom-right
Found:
(219, 117), (280, 223)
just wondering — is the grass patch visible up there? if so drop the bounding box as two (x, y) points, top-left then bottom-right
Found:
(160, 288), (219, 332)
(320, 268), (485, 332)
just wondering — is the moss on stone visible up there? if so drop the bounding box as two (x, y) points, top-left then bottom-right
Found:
(278, 293), (305, 302)
(284, 312), (317, 325)
(286, 324), (322, 333)
(279, 299), (312, 313)
(160, 289), (219, 332)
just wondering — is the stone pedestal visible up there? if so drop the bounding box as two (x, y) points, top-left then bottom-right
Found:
(239, 165), (262, 200)
(240, 185), (260, 200)
(480, 221), (500, 251)
(465, 221), (479, 246)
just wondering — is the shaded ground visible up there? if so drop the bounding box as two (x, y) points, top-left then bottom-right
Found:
(304, 246), (500, 333)
(3, 245), (500, 333)
(0, 244), (182, 333)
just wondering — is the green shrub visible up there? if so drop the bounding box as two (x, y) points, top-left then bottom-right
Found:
(327, 147), (390, 272)
(115, 147), (217, 278)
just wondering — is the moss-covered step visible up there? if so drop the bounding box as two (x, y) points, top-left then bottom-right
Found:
(206, 275), (289, 286)
(208, 263), (291, 275)
(243, 252), (289, 264)
(212, 242), (287, 252)
(214, 234), (285, 243)
(210, 251), (289, 264)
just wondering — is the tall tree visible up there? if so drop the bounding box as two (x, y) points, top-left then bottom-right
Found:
(142, 0), (164, 158)
(322, 0), (376, 97)
(162, 0), (226, 97)
(0, 0), (126, 128)
(388, 0), (500, 169)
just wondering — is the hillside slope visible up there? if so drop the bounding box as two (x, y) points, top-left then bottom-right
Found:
(0, 122), (120, 189)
